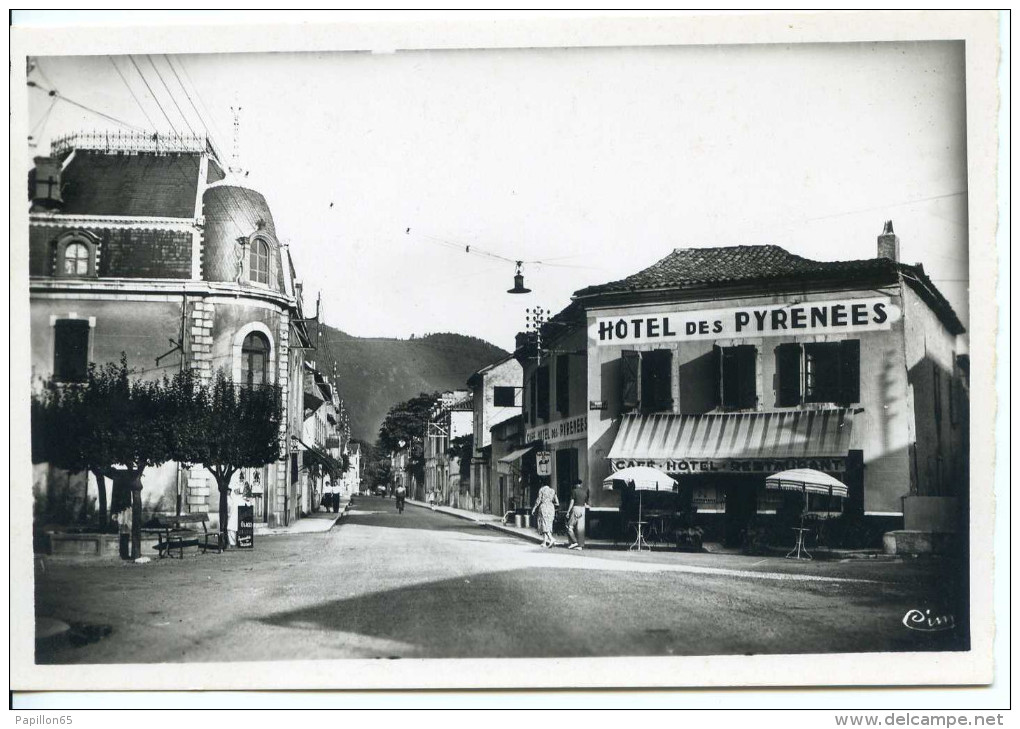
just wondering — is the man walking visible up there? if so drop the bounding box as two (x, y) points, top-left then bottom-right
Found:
(565, 478), (589, 550)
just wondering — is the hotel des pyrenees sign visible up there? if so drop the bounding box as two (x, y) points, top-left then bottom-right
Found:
(525, 414), (587, 446)
(590, 297), (900, 346)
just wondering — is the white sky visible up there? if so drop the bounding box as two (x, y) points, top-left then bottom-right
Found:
(27, 41), (969, 350)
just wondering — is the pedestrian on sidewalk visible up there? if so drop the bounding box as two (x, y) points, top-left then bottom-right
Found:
(226, 485), (241, 547)
(532, 482), (559, 548)
(565, 479), (589, 550)
(427, 490), (437, 511)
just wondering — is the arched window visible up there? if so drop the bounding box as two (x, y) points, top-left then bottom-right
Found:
(241, 332), (270, 387)
(250, 239), (269, 285)
(63, 242), (91, 275)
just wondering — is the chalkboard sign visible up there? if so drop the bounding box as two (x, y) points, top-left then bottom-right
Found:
(237, 505), (255, 549)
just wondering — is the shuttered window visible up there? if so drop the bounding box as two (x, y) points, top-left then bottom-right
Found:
(720, 345), (757, 409)
(794, 340), (861, 406)
(775, 343), (802, 406)
(641, 349), (673, 412)
(620, 349), (673, 413)
(555, 355), (570, 415)
(53, 319), (90, 382)
(536, 365), (550, 421)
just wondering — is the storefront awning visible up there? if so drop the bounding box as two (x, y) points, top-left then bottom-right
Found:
(607, 410), (854, 473)
(498, 445), (536, 464)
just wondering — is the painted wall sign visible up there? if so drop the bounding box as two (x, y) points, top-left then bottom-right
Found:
(589, 400), (608, 411)
(610, 457), (846, 474)
(591, 297), (899, 346)
(536, 451), (552, 476)
(526, 414), (587, 445)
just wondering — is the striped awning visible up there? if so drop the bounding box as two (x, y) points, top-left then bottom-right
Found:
(607, 410), (854, 472)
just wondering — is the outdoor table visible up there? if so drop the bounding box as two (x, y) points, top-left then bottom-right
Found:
(786, 527), (813, 560)
(629, 520), (650, 552)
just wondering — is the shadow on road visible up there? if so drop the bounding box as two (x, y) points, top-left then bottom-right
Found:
(258, 564), (968, 659)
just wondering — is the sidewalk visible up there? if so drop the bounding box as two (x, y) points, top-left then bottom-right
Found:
(405, 499), (892, 562)
(405, 499), (610, 547)
(255, 496), (352, 536)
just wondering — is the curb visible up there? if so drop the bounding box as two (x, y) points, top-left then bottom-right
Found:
(256, 501), (351, 537)
(406, 499), (545, 545)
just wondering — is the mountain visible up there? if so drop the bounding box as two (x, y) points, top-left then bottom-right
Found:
(311, 327), (510, 443)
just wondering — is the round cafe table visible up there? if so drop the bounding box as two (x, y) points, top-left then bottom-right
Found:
(786, 527), (813, 560)
(629, 521), (650, 552)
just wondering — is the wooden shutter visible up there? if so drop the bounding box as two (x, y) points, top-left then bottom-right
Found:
(53, 319), (89, 382)
(621, 350), (641, 412)
(555, 355), (569, 415)
(736, 345), (758, 409)
(537, 365), (550, 420)
(641, 349), (673, 412)
(838, 339), (861, 406)
(775, 344), (802, 406)
(720, 346), (739, 409)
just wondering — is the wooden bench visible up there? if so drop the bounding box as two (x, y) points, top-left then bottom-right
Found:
(143, 514), (222, 559)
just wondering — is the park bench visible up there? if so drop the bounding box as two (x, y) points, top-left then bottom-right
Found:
(142, 514), (222, 559)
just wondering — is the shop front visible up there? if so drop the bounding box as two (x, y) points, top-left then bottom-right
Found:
(606, 409), (860, 547)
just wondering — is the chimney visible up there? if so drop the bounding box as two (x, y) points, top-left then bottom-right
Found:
(877, 220), (900, 262)
(29, 156), (63, 211)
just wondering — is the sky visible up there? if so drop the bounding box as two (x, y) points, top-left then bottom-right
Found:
(26, 41), (969, 351)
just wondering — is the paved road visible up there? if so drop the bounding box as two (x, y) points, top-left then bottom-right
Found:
(35, 496), (967, 663)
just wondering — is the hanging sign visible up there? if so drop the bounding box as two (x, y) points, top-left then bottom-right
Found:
(536, 451), (552, 476)
(591, 296), (899, 346)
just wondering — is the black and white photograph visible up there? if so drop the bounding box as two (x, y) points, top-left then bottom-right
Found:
(9, 10), (1004, 705)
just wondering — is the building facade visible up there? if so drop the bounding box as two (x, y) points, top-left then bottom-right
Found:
(517, 225), (967, 545)
(28, 132), (316, 528)
(466, 355), (523, 515)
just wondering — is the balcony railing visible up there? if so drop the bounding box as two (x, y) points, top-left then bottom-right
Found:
(51, 131), (209, 156)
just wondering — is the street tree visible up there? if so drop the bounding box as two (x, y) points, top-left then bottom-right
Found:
(376, 391), (437, 488)
(30, 356), (191, 556)
(190, 371), (283, 544)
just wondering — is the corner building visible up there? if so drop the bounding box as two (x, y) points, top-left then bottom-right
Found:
(518, 226), (967, 546)
(28, 132), (313, 528)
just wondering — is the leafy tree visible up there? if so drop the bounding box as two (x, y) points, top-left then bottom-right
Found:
(376, 391), (437, 490)
(189, 371), (283, 544)
(30, 356), (191, 556)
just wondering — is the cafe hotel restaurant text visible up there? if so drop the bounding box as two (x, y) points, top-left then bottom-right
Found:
(507, 225), (967, 544)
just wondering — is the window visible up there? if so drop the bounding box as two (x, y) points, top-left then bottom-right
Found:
(536, 365), (551, 421)
(493, 386), (517, 408)
(63, 242), (91, 276)
(555, 355), (570, 415)
(774, 340), (860, 407)
(53, 319), (90, 382)
(250, 239), (270, 285)
(621, 349), (674, 413)
(241, 332), (270, 387)
(719, 345), (757, 409)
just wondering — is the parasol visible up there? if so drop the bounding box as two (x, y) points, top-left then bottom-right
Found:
(766, 469), (849, 559)
(603, 466), (678, 551)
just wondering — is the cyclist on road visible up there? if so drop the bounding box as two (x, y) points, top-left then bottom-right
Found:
(395, 484), (406, 514)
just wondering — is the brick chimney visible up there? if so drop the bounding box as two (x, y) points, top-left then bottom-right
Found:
(28, 156), (64, 211)
(877, 220), (900, 262)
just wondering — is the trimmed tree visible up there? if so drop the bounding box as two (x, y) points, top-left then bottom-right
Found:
(30, 356), (190, 556)
(190, 371), (283, 544)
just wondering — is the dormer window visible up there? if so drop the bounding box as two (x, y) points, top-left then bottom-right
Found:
(63, 242), (90, 275)
(250, 239), (269, 285)
(54, 233), (98, 278)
